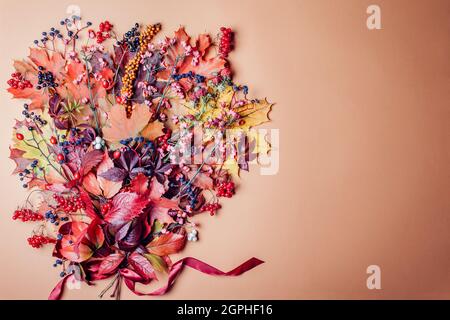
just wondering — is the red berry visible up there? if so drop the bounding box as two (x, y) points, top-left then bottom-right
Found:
(113, 150), (121, 159)
(57, 153), (64, 161)
(50, 136), (57, 144)
(73, 172), (81, 180)
(16, 133), (24, 140)
(102, 79), (110, 89)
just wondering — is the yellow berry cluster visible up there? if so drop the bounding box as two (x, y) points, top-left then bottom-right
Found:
(120, 23), (161, 117)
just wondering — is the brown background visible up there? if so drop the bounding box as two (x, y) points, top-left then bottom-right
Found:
(0, 0), (449, 299)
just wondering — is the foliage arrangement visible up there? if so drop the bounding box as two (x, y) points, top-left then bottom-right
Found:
(7, 15), (272, 299)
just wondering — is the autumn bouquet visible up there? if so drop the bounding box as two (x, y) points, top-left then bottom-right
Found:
(7, 15), (272, 299)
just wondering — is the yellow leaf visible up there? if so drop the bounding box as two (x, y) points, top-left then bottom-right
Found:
(234, 99), (273, 130)
(222, 157), (240, 179)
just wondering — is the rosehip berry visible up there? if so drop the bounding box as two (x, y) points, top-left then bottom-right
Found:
(16, 133), (24, 140)
(50, 136), (57, 144)
(56, 153), (64, 161)
(113, 150), (121, 159)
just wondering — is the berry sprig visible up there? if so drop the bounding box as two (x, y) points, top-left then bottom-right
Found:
(53, 194), (86, 213)
(172, 71), (206, 83)
(27, 235), (56, 248)
(200, 203), (222, 216)
(120, 23), (161, 116)
(7, 72), (32, 90)
(12, 209), (44, 222)
(116, 23), (141, 52)
(216, 181), (235, 198)
(218, 27), (234, 58)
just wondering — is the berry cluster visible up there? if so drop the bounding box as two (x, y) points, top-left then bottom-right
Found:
(216, 181), (235, 198)
(117, 23), (141, 53)
(53, 194), (86, 213)
(27, 235), (56, 248)
(200, 203), (222, 216)
(12, 209), (44, 222)
(7, 72), (32, 90)
(44, 210), (68, 225)
(100, 201), (112, 215)
(91, 20), (113, 44)
(36, 67), (58, 90)
(172, 71), (206, 83)
(218, 27), (233, 58)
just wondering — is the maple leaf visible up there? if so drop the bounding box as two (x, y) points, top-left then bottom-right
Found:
(104, 192), (150, 226)
(9, 147), (33, 174)
(102, 104), (152, 148)
(159, 27), (226, 82)
(8, 48), (66, 110)
(233, 99), (274, 130)
(141, 120), (165, 141)
(60, 60), (112, 102)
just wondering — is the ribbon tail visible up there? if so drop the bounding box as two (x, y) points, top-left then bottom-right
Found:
(123, 257), (264, 296)
(48, 274), (72, 300)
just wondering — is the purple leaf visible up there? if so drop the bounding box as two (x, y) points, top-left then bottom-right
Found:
(98, 167), (127, 182)
(81, 150), (104, 174)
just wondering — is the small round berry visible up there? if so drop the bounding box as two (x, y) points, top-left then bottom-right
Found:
(56, 153), (65, 161)
(16, 133), (24, 140)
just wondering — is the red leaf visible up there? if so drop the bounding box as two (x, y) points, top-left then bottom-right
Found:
(130, 173), (149, 195)
(97, 152), (122, 198)
(78, 188), (98, 219)
(104, 192), (150, 226)
(128, 252), (157, 281)
(80, 150), (104, 175)
(147, 232), (186, 256)
(98, 253), (125, 275)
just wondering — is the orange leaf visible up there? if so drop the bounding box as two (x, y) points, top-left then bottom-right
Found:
(146, 231), (186, 256)
(141, 120), (164, 141)
(102, 104), (151, 147)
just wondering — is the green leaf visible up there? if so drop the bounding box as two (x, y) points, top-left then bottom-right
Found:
(144, 253), (168, 273)
(151, 220), (164, 234)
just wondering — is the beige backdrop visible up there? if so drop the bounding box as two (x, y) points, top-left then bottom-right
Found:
(0, 0), (449, 299)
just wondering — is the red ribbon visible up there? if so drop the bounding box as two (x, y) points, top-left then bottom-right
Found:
(48, 257), (264, 299)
